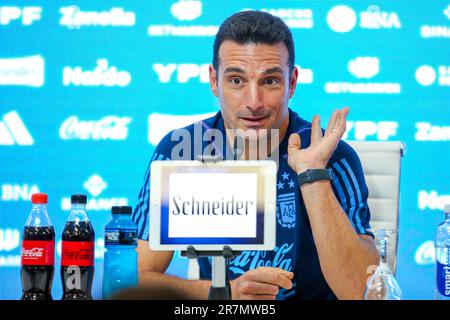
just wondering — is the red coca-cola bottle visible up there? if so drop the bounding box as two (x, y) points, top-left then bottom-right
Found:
(61, 194), (95, 300)
(21, 193), (55, 300)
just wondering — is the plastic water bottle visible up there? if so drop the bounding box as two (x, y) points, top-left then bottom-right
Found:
(102, 206), (138, 299)
(435, 204), (450, 300)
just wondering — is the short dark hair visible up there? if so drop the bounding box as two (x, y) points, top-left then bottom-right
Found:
(213, 11), (295, 73)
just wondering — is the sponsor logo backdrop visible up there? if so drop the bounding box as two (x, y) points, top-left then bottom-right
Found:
(0, 0), (449, 299)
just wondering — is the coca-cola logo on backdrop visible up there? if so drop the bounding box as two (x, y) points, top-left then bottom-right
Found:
(59, 115), (131, 141)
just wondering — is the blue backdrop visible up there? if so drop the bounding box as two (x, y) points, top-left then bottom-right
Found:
(0, 0), (449, 300)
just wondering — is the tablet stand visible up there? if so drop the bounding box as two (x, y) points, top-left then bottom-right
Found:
(181, 245), (241, 300)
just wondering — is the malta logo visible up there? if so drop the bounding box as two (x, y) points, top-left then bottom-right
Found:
(277, 193), (296, 229)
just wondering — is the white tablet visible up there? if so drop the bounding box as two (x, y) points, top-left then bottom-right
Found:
(149, 160), (277, 251)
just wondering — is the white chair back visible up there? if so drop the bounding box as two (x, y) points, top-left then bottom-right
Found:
(347, 141), (405, 274)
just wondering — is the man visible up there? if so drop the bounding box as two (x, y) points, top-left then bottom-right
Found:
(132, 11), (380, 300)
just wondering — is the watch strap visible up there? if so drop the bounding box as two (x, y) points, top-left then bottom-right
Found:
(297, 168), (333, 186)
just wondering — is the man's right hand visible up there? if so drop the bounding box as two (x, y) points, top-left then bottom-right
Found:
(231, 267), (294, 300)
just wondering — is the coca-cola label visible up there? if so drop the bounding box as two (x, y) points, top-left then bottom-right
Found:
(61, 241), (94, 267)
(21, 240), (54, 266)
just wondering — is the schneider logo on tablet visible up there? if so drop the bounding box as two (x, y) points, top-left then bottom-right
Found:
(168, 173), (257, 238)
(172, 195), (254, 216)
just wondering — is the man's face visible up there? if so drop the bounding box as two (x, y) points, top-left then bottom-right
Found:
(209, 40), (298, 140)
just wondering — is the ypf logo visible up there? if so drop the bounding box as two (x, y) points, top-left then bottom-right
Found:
(343, 121), (398, 141)
(0, 6), (41, 25)
(153, 63), (210, 83)
(171, 0), (202, 21)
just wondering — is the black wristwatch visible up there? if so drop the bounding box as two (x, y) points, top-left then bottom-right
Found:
(297, 168), (333, 186)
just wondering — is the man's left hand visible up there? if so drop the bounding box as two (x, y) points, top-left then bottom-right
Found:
(287, 107), (349, 174)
